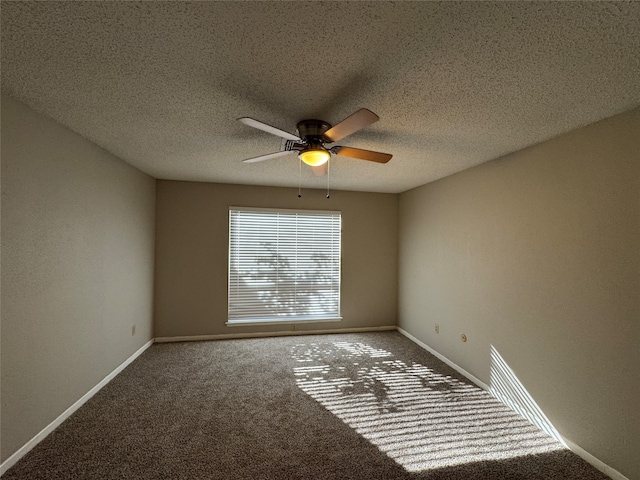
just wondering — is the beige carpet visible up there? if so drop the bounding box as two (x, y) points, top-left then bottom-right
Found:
(4, 332), (610, 479)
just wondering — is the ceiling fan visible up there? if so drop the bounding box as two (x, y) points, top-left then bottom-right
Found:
(238, 108), (392, 174)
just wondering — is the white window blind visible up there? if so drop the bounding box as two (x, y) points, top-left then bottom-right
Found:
(228, 207), (342, 324)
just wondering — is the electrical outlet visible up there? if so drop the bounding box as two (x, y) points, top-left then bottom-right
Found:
(132, 324), (136, 336)
(292, 324), (297, 331)
(435, 323), (440, 334)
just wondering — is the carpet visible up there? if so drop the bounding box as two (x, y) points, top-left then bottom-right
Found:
(3, 332), (611, 479)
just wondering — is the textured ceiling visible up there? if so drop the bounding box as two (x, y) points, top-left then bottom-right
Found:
(2, 1), (640, 193)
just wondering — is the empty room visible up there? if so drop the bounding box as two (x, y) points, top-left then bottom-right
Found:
(1, 2), (638, 479)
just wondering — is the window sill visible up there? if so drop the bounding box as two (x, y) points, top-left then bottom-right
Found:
(226, 317), (343, 327)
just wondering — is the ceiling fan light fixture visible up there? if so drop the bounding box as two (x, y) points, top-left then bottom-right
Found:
(299, 146), (330, 166)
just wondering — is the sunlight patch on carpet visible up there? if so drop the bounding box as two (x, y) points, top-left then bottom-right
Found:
(292, 341), (565, 472)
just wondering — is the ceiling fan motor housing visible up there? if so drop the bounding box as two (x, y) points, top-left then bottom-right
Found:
(296, 120), (332, 143)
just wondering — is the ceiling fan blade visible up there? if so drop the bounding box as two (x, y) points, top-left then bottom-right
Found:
(238, 117), (301, 141)
(323, 108), (379, 143)
(332, 146), (392, 163)
(242, 150), (292, 163)
(311, 165), (327, 176)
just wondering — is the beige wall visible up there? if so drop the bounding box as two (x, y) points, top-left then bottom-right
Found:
(398, 108), (640, 479)
(154, 181), (398, 337)
(0, 95), (156, 462)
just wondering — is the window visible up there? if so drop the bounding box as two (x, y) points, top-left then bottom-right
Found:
(227, 207), (342, 325)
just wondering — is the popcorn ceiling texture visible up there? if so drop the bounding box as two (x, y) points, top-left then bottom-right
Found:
(2, 1), (639, 193)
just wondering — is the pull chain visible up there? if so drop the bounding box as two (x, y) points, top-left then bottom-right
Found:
(326, 159), (331, 199)
(298, 157), (302, 198)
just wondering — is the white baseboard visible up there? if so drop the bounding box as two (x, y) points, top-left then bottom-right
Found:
(154, 325), (397, 343)
(397, 327), (490, 390)
(397, 327), (629, 480)
(0, 339), (154, 477)
(561, 437), (630, 480)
